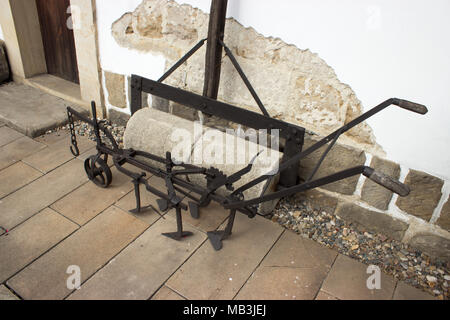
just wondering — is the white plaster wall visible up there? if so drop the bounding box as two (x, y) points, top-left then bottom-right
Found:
(96, 0), (166, 114)
(0, 24), (4, 40)
(95, 0), (450, 180)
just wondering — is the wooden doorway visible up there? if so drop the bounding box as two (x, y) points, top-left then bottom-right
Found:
(36, 0), (79, 84)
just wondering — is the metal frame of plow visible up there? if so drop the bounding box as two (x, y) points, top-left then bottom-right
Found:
(68, 87), (428, 251)
(66, 6), (430, 250)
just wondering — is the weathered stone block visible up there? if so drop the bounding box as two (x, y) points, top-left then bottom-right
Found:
(396, 170), (444, 222)
(361, 156), (400, 210)
(108, 108), (130, 127)
(0, 40), (9, 84)
(299, 135), (366, 195)
(407, 233), (450, 262)
(294, 189), (339, 215)
(335, 202), (408, 241)
(436, 196), (450, 232)
(170, 101), (198, 121)
(104, 71), (127, 108)
(151, 95), (169, 112)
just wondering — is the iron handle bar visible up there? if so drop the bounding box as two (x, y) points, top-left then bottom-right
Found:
(158, 38), (207, 83)
(231, 98), (428, 197)
(224, 166), (410, 210)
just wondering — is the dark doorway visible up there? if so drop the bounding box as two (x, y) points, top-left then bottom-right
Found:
(36, 0), (79, 84)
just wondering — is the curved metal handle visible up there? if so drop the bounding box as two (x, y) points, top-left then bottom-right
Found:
(363, 167), (410, 197)
(393, 99), (428, 115)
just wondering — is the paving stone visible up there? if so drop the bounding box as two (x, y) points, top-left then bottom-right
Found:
(260, 230), (337, 269)
(236, 267), (326, 300)
(23, 135), (95, 173)
(436, 196), (450, 232)
(68, 216), (205, 300)
(51, 166), (135, 225)
(406, 233), (450, 261)
(151, 286), (186, 300)
(0, 159), (88, 230)
(167, 201), (229, 234)
(166, 215), (283, 300)
(34, 131), (71, 146)
(321, 254), (396, 300)
(315, 291), (338, 300)
(396, 170), (444, 222)
(361, 157), (400, 210)
(0, 285), (19, 300)
(0, 208), (78, 283)
(0, 136), (46, 170)
(7, 206), (148, 300)
(0, 126), (24, 147)
(77, 147), (99, 162)
(299, 135), (366, 195)
(236, 231), (337, 300)
(0, 162), (43, 199)
(393, 281), (436, 300)
(114, 175), (173, 225)
(335, 202), (408, 241)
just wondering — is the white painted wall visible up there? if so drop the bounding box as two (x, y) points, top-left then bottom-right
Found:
(0, 24), (4, 40)
(96, 0), (166, 114)
(96, 0), (450, 180)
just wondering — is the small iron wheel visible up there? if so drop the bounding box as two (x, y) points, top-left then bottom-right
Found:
(84, 155), (112, 188)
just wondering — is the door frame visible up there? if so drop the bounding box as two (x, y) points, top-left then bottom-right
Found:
(0, 0), (104, 113)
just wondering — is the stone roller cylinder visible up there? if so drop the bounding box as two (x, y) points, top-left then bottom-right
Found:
(124, 108), (283, 214)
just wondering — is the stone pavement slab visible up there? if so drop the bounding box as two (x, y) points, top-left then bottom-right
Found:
(0, 159), (88, 230)
(151, 286), (186, 300)
(114, 175), (172, 225)
(7, 206), (148, 300)
(0, 136), (46, 170)
(393, 281), (436, 300)
(68, 216), (206, 300)
(0, 83), (88, 138)
(51, 166), (135, 225)
(167, 201), (230, 234)
(260, 231), (338, 269)
(321, 254), (396, 300)
(23, 135), (95, 174)
(236, 266), (326, 300)
(34, 130), (70, 146)
(0, 162), (43, 199)
(315, 291), (338, 300)
(166, 214), (283, 300)
(236, 231), (337, 300)
(0, 208), (78, 283)
(0, 126), (24, 147)
(0, 285), (19, 300)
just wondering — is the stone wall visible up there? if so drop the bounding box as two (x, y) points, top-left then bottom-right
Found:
(100, 0), (450, 261)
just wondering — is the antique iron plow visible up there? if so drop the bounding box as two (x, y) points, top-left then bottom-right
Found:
(67, 0), (429, 250)
(67, 89), (427, 251)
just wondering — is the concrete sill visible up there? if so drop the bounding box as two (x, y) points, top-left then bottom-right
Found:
(24, 74), (90, 109)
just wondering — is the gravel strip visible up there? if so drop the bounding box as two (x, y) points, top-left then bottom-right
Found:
(271, 196), (449, 300)
(45, 119), (449, 300)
